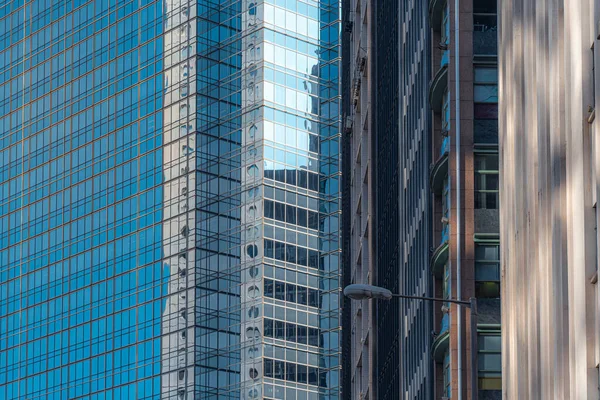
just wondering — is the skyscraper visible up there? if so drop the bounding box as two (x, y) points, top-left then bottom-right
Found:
(429, 0), (501, 398)
(340, 0), (375, 397)
(500, 0), (600, 397)
(342, 0), (501, 399)
(0, 0), (341, 398)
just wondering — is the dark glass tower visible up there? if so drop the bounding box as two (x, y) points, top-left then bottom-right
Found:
(0, 0), (341, 398)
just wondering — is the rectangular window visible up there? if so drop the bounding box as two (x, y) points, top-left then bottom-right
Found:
(285, 244), (297, 263)
(286, 204), (296, 224)
(274, 360), (285, 380)
(264, 318), (274, 337)
(264, 199), (274, 219)
(286, 169), (297, 185)
(308, 288), (319, 307)
(264, 279), (274, 298)
(308, 250), (319, 269)
(442, 89), (451, 132)
(475, 242), (500, 298)
(474, 68), (498, 104)
(297, 247), (308, 265)
(308, 367), (318, 385)
(286, 362), (296, 381)
(441, 2), (450, 45)
(297, 286), (307, 305)
(275, 281), (285, 300)
(297, 364), (308, 383)
(478, 333), (502, 389)
(264, 239), (274, 258)
(286, 283), (296, 302)
(275, 202), (285, 221)
(441, 176), (451, 244)
(275, 320), (285, 339)
(473, 0), (497, 55)
(475, 152), (499, 209)
(286, 323), (296, 342)
(297, 325), (307, 344)
(297, 208), (308, 227)
(308, 211), (319, 230)
(264, 359), (273, 377)
(275, 241), (285, 261)
(474, 67), (499, 144)
(308, 327), (319, 346)
(443, 351), (451, 397)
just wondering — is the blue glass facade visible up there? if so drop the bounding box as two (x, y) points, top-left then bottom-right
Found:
(0, 0), (340, 398)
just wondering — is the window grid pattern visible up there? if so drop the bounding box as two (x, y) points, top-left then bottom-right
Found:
(0, 0), (341, 399)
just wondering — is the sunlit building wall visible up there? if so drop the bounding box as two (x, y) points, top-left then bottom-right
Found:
(499, 0), (600, 398)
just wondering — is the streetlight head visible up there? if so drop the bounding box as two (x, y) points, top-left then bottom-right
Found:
(343, 284), (393, 301)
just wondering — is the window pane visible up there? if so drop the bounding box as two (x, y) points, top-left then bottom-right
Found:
(475, 154), (499, 171)
(264, 359), (273, 377)
(479, 335), (501, 351)
(297, 364), (308, 383)
(286, 323), (296, 342)
(275, 321), (285, 339)
(275, 202), (285, 221)
(274, 360), (285, 379)
(474, 68), (498, 83)
(475, 263), (500, 281)
(297, 286), (307, 305)
(264, 200), (274, 219)
(275, 281), (285, 300)
(297, 326), (307, 344)
(285, 244), (297, 263)
(286, 283), (296, 302)
(265, 279), (274, 297)
(479, 353), (501, 372)
(286, 362), (296, 381)
(297, 247), (308, 265)
(475, 244), (499, 261)
(264, 319), (273, 337)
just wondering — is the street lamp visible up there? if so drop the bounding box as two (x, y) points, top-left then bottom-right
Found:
(343, 284), (478, 400)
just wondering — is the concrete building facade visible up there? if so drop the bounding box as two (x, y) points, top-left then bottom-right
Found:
(341, 0), (376, 397)
(429, 0), (501, 399)
(499, 0), (600, 398)
(342, 0), (502, 399)
(398, 1), (434, 399)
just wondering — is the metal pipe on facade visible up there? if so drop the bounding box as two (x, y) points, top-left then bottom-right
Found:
(454, 0), (463, 399)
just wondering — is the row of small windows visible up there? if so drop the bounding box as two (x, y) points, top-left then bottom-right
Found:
(264, 358), (325, 387)
(264, 199), (319, 229)
(263, 318), (321, 347)
(264, 278), (320, 308)
(264, 168), (320, 192)
(264, 239), (320, 269)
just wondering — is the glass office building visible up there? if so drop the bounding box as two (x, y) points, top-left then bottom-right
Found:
(0, 0), (341, 399)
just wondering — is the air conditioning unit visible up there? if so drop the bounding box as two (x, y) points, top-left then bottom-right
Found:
(344, 116), (354, 134)
(358, 56), (367, 73)
(352, 78), (362, 106)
